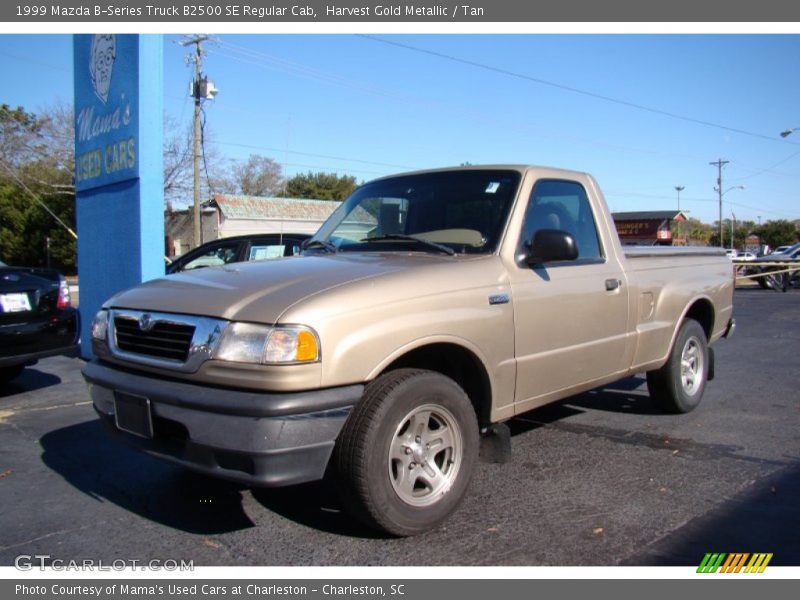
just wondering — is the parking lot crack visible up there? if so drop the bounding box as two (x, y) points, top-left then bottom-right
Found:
(0, 522), (106, 552)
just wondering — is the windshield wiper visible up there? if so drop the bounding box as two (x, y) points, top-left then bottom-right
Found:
(302, 239), (338, 253)
(361, 234), (456, 256)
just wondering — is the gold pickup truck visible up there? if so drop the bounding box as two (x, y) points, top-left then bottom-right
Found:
(83, 165), (734, 536)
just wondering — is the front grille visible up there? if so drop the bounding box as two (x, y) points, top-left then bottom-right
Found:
(114, 316), (195, 362)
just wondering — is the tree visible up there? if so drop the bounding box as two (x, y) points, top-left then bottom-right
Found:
(235, 154), (284, 197)
(0, 179), (26, 262)
(206, 154), (285, 198)
(163, 116), (228, 210)
(0, 103), (76, 271)
(682, 217), (713, 246)
(0, 104), (44, 169)
(283, 171), (358, 201)
(163, 116), (194, 211)
(710, 218), (757, 250)
(753, 220), (799, 250)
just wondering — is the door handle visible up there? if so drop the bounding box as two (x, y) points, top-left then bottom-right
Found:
(605, 278), (621, 291)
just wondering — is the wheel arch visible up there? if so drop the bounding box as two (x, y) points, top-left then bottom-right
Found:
(655, 296), (715, 379)
(369, 340), (494, 428)
(680, 297), (715, 341)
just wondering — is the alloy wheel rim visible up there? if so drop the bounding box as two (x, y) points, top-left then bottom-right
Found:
(680, 337), (704, 396)
(388, 403), (463, 507)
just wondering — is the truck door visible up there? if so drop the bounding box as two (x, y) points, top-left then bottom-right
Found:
(509, 179), (630, 408)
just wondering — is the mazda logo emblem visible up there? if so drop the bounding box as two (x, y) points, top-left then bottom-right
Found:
(138, 313), (155, 332)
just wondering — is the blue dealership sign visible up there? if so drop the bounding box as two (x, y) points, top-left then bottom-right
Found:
(73, 34), (164, 358)
(74, 34), (139, 191)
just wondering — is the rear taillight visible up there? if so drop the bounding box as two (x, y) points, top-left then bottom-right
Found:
(57, 277), (71, 309)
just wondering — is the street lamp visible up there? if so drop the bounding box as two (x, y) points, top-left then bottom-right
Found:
(674, 186), (685, 245)
(715, 185), (744, 247)
(674, 185), (685, 211)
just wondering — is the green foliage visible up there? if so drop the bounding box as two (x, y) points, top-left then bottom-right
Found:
(0, 104), (44, 169)
(283, 171), (358, 201)
(681, 217), (713, 246)
(708, 219), (758, 249)
(0, 179), (25, 260)
(709, 218), (800, 250)
(0, 103), (76, 272)
(752, 220), (799, 250)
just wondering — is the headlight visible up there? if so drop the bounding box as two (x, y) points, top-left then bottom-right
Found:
(215, 322), (271, 363)
(91, 310), (109, 341)
(215, 323), (320, 365)
(265, 327), (320, 363)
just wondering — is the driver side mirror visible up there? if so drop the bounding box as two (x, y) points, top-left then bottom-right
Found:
(524, 229), (579, 265)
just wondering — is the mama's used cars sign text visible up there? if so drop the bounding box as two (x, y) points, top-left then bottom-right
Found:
(74, 34), (138, 191)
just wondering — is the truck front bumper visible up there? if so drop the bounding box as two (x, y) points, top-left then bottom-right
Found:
(83, 360), (363, 487)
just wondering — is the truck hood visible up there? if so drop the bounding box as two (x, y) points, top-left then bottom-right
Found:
(105, 253), (468, 323)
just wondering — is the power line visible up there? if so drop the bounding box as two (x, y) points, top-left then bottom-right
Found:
(731, 149), (800, 182)
(605, 190), (793, 219)
(0, 161), (77, 239)
(214, 41), (424, 106)
(0, 51), (69, 73)
(209, 44), (706, 165)
(358, 35), (799, 147)
(200, 106), (216, 196)
(198, 38), (800, 221)
(215, 141), (416, 171)
(210, 38), (792, 173)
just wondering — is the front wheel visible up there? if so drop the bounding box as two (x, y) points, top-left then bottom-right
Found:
(334, 369), (479, 536)
(646, 318), (709, 414)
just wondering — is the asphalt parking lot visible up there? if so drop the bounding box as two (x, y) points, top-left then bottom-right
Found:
(0, 287), (798, 567)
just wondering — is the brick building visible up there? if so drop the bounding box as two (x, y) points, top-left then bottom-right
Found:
(612, 211), (689, 246)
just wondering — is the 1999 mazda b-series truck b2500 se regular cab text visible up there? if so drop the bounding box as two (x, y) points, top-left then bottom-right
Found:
(83, 165), (735, 536)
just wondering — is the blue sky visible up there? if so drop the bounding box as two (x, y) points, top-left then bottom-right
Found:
(1, 33), (799, 224)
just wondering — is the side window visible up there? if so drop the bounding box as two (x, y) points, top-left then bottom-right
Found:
(248, 244), (287, 261)
(519, 180), (603, 261)
(181, 241), (240, 271)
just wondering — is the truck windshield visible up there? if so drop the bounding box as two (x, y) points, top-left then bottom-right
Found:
(310, 169), (522, 255)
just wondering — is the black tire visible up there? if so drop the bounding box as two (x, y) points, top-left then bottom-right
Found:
(0, 365), (24, 385)
(334, 368), (479, 537)
(646, 319), (709, 414)
(762, 270), (789, 292)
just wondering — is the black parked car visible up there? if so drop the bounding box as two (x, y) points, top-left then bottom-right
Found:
(166, 233), (311, 274)
(0, 261), (80, 383)
(753, 243), (800, 291)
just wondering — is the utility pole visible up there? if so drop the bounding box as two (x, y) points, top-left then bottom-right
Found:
(181, 35), (210, 249)
(709, 159), (729, 248)
(731, 212), (736, 250)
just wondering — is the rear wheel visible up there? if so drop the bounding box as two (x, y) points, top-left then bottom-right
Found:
(647, 319), (709, 414)
(334, 369), (479, 536)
